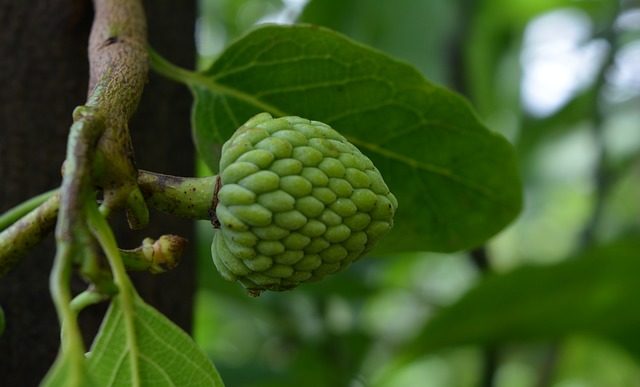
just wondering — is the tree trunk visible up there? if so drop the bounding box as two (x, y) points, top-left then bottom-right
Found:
(0, 1), (196, 384)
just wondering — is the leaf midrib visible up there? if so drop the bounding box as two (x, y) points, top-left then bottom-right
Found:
(150, 45), (499, 198)
(189, 72), (497, 198)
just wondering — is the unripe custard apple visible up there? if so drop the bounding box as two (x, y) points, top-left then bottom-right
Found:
(212, 113), (397, 293)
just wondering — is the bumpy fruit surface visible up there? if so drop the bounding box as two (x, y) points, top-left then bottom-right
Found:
(212, 113), (397, 292)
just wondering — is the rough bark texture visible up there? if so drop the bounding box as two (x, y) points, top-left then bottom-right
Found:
(0, 0), (196, 384)
(122, 0), (197, 333)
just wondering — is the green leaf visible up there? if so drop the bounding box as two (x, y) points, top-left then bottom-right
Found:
(40, 352), (94, 387)
(187, 25), (522, 252)
(86, 297), (225, 387)
(517, 86), (597, 155)
(404, 238), (640, 359)
(40, 356), (68, 387)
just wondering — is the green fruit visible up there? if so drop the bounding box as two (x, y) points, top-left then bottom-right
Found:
(211, 113), (397, 292)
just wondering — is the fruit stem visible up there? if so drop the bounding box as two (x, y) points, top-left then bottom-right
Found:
(137, 170), (218, 220)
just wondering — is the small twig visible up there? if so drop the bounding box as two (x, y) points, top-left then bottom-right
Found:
(0, 188), (58, 232)
(0, 193), (60, 276)
(50, 242), (89, 385)
(470, 246), (498, 387)
(0, 171), (215, 277)
(576, 27), (618, 250)
(70, 289), (112, 313)
(470, 246), (491, 273)
(535, 347), (560, 387)
(480, 347), (499, 387)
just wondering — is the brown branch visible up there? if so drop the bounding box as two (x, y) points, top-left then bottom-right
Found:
(86, 0), (148, 224)
(45, 3), (151, 380)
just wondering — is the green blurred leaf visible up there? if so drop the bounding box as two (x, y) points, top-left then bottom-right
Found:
(299, 0), (456, 83)
(197, 0), (283, 69)
(188, 24), (522, 252)
(405, 238), (640, 359)
(40, 353), (93, 387)
(552, 336), (640, 387)
(86, 297), (225, 386)
(518, 88), (598, 154)
(40, 355), (69, 387)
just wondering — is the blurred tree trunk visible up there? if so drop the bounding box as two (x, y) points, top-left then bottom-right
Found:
(0, 0), (196, 384)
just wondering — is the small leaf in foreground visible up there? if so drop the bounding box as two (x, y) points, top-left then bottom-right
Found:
(404, 238), (640, 359)
(86, 297), (224, 387)
(188, 24), (522, 252)
(40, 352), (93, 387)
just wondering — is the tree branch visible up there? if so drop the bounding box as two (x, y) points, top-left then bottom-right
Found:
(0, 193), (60, 276)
(0, 171), (216, 277)
(45, 1), (149, 383)
(87, 0), (149, 225)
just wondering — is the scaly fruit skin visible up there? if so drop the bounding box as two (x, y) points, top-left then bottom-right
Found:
(212, 113), (397, 292)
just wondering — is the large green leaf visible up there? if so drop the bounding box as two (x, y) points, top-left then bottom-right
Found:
(86, 297), (224, 387)
(187, 24), (522, 253)
(404, 238), (640, 359)
(41, 353), (94, 387)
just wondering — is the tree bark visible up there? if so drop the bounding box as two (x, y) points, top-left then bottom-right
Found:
(0, 0), (196, 384)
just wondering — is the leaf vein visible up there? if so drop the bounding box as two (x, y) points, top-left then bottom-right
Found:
(135, 307), (218, 384)
(106, 347), (129, 387)
(346, 136), (495, 199)
(253, 77), (390, 98)
(139, 353), (177, 387)
(213, 55), (348, 81)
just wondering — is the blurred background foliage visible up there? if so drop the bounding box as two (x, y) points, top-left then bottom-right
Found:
(190, 0), (640, 386)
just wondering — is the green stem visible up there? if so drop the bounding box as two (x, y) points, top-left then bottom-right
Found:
(50, 242), (87, 386)
(148, 47), (200, 86)
(148, 47), (286, 116)
(87, 203), (141, 386)
(50, 107), (103, 386)
(0, 193), (60, 276)
(137, 170), (217, 220)
(0, 188), (58, 232)
(70, 289), (110, 313)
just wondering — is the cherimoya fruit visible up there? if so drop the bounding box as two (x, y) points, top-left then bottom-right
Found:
(211, 113), (397, 292)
